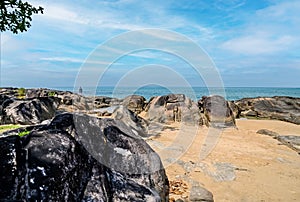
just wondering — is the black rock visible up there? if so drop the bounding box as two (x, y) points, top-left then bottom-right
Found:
(0, 97), (60, 125)
(0, 112), (169, 201)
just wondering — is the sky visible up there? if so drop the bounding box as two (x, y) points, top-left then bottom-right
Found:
(1, 0), (300, 88)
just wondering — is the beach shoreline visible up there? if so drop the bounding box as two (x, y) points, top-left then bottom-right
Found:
(147, 119), (300, 201)
(0, 87), (299, 201)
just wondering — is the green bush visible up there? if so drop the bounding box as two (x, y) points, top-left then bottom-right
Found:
(48, 91), (56, 97)
(18, 130), (30, 137)
(18, 88), (26, 98)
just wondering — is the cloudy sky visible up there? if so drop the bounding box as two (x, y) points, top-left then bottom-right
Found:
(1, 0), (300, 87)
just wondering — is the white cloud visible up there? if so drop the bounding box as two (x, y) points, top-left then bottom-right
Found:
(220, 0), (300, 55)
(40, 57), (83, 63)
(221, 35), (295, 55)
(256, 1), (300, 22)
(214, 0), (246, 11)
(140, 29), (190, 42)
(42, 5), (89, 25)
(31, 0), (215, 39)
(40, 57), (122, 66)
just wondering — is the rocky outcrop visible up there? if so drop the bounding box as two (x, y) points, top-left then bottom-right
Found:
(0, 87), (19, 98)
(199, 95), (236, 128)
(94, 96), (115, 108)
(257, 129), (279, 137)
(11, 87), (300, 127)
(0, 97), (60, 125)
(144, 94), (202, 125)
(2, 88), (239, 128)
(257, 129), (300, 154)
(235, 96), (300, 124)
(122, 95), (146, 114)
(26, 88), (93, 111)
(26, 88), (59, 98)
(0, 113), (169, 201)
(277, 136), (300, 154)
(111, 106), (150, 137)
(189, 185), (214, 202)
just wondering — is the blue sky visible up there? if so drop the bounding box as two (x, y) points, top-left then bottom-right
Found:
(1, 0), (300, 87)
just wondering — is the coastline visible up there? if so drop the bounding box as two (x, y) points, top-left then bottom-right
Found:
(0, 87), (299, 201)
(10, 86), (300, 101)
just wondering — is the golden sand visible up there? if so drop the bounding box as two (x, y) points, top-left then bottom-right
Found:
(147, 119), (300, 201)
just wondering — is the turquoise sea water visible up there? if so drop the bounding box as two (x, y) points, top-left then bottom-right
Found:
(55, 86), (300, 101)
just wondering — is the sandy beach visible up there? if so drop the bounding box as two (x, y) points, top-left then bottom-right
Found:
(147, 119), (300, 201)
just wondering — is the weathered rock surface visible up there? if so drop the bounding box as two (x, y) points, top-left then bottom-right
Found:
(276, 136), (300, 154)
(26, 88), (95, 111)
(5, 87), (300, 128)
(122, 95), (146, 114)
(26, 88), (60, 98)
(257, 129), (279, 137)
(0, 94), (10, 105)
(0, 87), (19, 98)
(235, 96), (300, 124)
(144, 94), (202, 125)
(257, 129), (300, 154)
(0, 97), (60, 125)
(0, 113), (169, 201)
(189, 185), (214, 202)
(94, 96), (115, 108)
(199, 95), (236, 128)
(111, 105), (150, 137)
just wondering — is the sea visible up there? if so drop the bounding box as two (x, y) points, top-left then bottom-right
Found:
(55, 86), (300, 101)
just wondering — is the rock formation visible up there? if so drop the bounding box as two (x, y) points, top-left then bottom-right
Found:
(235, 96), (300, 124)
(276, 136), (300, 154)
(110, 105), (150, 137)
(0, 87), (20, 98)
(3, 87), (300, 128)
(0, 97), (60, 125)
(144, 94), (202, 125)
(199, 95), (236, 128)
(122, 95), (146, 114)
(0, 113), (169, 201)
(257, 129), (300, 154)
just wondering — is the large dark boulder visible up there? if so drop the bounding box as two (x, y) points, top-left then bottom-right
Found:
(0, 113), (169, 201)
(0, 97), (60, 125)
(144, 94), (201, 125)
(235, 96), (300, 124)
(0, 94), (10, 105)
(111, 106), (150, 137)
(198, 95), (236, 128)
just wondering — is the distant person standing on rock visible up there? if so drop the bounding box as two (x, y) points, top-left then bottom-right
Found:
(79, 87), (83, 94)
